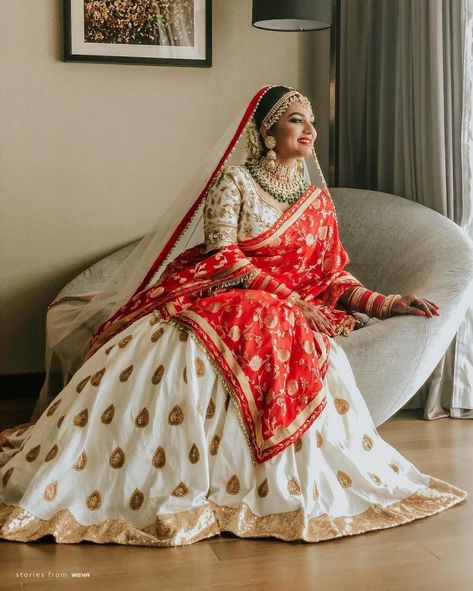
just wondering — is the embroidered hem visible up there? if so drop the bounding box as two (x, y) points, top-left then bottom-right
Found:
(0, 477), (467, 547)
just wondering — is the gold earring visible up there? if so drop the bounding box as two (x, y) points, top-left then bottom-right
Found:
(264, 136), (277, 171)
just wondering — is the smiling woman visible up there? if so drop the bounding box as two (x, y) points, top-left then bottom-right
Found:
(0, 85), (466, 547)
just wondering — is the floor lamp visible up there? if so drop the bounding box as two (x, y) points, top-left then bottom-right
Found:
(252, 0), (340, 187)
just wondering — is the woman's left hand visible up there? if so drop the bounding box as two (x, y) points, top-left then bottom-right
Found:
(390, 294), (440, 318)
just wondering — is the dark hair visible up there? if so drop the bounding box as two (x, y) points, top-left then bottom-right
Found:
(253, 86), (295, 131)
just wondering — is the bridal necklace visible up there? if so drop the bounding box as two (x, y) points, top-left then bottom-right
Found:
(244, 156), (308, 205)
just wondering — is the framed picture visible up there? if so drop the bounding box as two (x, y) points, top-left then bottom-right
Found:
(64, 0), (212, 67)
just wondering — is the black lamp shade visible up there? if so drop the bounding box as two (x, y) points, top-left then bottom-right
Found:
(252, 0), (333, 31)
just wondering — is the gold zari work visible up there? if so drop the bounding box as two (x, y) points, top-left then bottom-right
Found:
(91, 368), (106, 386)
(188, 444), (200, 464)
(369, 473), (382, 486)
(152, 447), (166, 469)
(183, 367), (188, 384)
(152, 365), (165, 385)
(151, 328), (165, 343)
(226, 475), (241, 496)
(109, 447), (126, 469)
(118, 335), (133, 348)
(45, 444), (58, 462)
(205, 399), (216, 419)
(313, 482), (320, 501)
(46, 398), (62, 416)
(105, 345), (115, 355)
(295, 438), (303, 452)
(135, 408), (150, 428)
(257, 479), (269, 498)
(73, 451), (87, 471)
(334, 399), (350, 415)
(25, 445), (41, 462)
(337, 471), (352, 489)
(389, 463), (400, 474)
(43, 481), (58, 502)
(288, 477), (302, 496)
(56, 416), (65, 429)
(76, 376), (90, 393)
(209, 434), (220, 455)
(316, 431), (324, 447)
(129, 489), (145, 511)
(195, 357), (206, 377)
(2, 467), (14, 486)
(179, 330), (189, 342)
(119, 365), (134, 382)
(363, 434), (374, 451)
(149, 313), (160, 326)
(101, 404), (115, 424)
(86, 490), (102, 511)
(171, 482), (189, 498)
(72, 409), (89, 428)
(168, 405), (184, 426)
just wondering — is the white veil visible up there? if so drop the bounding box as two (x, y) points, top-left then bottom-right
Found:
(32, 86), (330, 420)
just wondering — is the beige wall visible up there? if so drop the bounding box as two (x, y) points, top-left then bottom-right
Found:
(0, 0), (330, 374)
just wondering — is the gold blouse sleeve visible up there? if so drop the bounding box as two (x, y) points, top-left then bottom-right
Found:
(203, 169), (242, 254)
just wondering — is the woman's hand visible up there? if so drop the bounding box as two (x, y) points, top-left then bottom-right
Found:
(390, 294), (440, 318)
(292, 298), (337, 336)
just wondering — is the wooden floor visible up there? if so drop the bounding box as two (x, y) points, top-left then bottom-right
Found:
(0, 407), (471, 591)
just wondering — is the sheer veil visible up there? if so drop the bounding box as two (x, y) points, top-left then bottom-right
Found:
(33, 85), (330, 419)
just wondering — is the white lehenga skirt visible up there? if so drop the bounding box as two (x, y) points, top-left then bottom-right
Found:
(0, 312), (467, 546)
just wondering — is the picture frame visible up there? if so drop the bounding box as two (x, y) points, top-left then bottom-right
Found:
(63, 0), (212, 67)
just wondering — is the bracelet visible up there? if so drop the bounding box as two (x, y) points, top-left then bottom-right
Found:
(345, 287), (400, 319)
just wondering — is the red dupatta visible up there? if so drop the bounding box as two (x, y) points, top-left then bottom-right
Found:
(88, 182), (362, 463)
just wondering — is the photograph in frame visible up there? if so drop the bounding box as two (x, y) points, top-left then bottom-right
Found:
(64, 0), (212, 67)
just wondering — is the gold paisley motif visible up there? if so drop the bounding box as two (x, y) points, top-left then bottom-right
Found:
(168, 405), (184, 426)
(188, 443), (200, 464)
(109, 447), (126, 469)
(225, 394), (231, 411)
(315, 430), (324, 447)
(129, 488), (145, 510)
(205, 399), (216, 419)
(105, 345), (115, 355)
(295, 438), (303, 452)
(226, 475), (241, 495)
(135, 408), (150, 428)
(183, 366), (188, 384)
(179, 330), (189, 342)
(86, 490), (102, 511)
(91, 368), (106, 386)
(26, 445), (41, 462)
(209, 434), (220, 455)
(101, 404), (115, 424)
(151, 327), (164, 343)
(334, 398), (350, 415)
(152, 365), (165, 385)
(257, 479), (269, 498)
(195, 357), (206, 377)
(73, 450), (87, 471)
(43, 481), (58, 502)
(118, 335), (133, 348)
(152, 446), (166, 469)
(389, 463), (400, 474)
(336, 470), (352, 489)
(362, 434), (374, 451)
(369, 473), (382, 485)
(2, 467), (14, 486)
(56, 415), (65, 428)
(72, 408), (89, 428)
(171, 482), (189, 497)
(45, 444), (58, 462)
(313, 481), (320, 501)
(149, 313), (160, 326)
(287, 477), (302, 496)
(46, 398), (62, 417)
(76, 376), (91, 393)
(119, 365), (134, 382)
(196, 401), (203, 416)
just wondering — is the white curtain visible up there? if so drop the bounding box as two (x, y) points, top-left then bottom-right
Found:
(337, 0), (473, 418)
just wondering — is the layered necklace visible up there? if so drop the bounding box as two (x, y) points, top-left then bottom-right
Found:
(244, 156), (308, 205)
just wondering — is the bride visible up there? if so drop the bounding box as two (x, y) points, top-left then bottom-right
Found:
(0, 86), (467, 546)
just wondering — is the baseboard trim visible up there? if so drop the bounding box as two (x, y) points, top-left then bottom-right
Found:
(0, 373), (45, 399)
